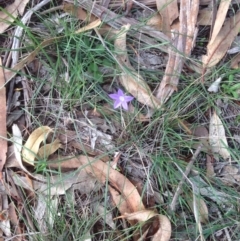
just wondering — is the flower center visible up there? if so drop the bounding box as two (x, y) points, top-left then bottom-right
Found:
(119, 96), (125, 102)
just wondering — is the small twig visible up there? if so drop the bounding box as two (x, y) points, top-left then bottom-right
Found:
(180, 170), (205, 241)
(11, 0), (51, 66)
(169, 143), (203, 212)
(217, 210), (232, 241)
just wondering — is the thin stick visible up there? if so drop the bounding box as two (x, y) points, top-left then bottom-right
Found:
(169, 143), (203, 212)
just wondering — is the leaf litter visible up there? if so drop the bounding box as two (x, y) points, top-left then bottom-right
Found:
(1, 0), (240, 240)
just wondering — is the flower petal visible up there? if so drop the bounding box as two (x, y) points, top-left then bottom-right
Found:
(109, 93), (120, 100)
(117, 89), (124, 96)
(121, 101), (128, 110)
(124, 96), (134, 102)
(114, 100), (122, 109)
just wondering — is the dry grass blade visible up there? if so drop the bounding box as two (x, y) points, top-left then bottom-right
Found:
(202, 12), (240, 68)
(0, 59), (7, 173)
(114, 24), (161, 108)
(209, 0), (231, 45)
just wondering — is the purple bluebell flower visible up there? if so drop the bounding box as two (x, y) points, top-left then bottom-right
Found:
(109, 89), (134, 110)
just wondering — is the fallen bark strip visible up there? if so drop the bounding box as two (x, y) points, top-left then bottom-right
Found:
(65, 0), (172, 54)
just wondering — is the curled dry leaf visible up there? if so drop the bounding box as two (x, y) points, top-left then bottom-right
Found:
(208, 76), (223, 93)
(119, 210), (171, 241)
(114, 24), (161, 109)
(202, 12), (240, 68)
(119, 210), (157, 222)
(108, 186), (134, 224)
(152, 215), (172, 241)
(11, 125), (47, 180)
(38, 138), (62, 159)
(22, 126), (52, 165)
(209, 111), (231, 160)
(11, 124), (34, 177)
(78, 155), (145, 213)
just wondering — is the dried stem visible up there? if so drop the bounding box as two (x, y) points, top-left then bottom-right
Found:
(169, 143), (203, 212)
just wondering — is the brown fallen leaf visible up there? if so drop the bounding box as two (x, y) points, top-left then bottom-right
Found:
(187, 194), (209, 224)
(146, 13), (162, 31)
(209, 0), (231, 45)
(156, 0), (179, 38)
(198, 9), (212, 25)
(152, 215), (172, 241)
(230, 53), (240, 69)
(202, 12), (240, 68)
(119, 210), (171, 241)
(206, 154), (215, 178)
(75, 18), (101, 34)
(119, 210), (157, 222)
(78, 155), (145, 213)
(37, 138), (62, 159)
(192, 125), (209, 148)
(108, 186), (133, 223)
(0, 174), (10, 237)
(8, 202), (22, 241)
(47, 156), (83, 170)
(209, 111), (231, 160)
(0, 0), (29, 33)
(11, 168), (98, 196)
(220, 164), (240, 186)
(156, 38), (183, 104)
(0, 59), (7, 172)
(114, 24), (161, 109)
